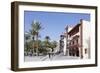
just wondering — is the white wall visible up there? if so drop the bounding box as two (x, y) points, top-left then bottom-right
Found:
(0, 0), (100, 73)
(82, 20), (90, 59)
(63, 37), (67, 55)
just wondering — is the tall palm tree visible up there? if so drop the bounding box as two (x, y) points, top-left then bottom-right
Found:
(44, 36), (51, 53)
(45, 36), (50, 43)
(30, 20), (42, 56)
(45, 36), (51, 47)
(24, 33), (31, 49)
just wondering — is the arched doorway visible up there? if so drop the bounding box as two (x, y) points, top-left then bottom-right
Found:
(69, 48), (72, 56)
(72, 48), (75, 56)
(76, 48), (79, 57)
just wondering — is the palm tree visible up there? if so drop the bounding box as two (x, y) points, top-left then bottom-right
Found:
(45, 36), (50, 42)
(29, 20), (42, 56)
(29, 29), (36, 54)
(24, 33), (30, 54)
(50, 41), (57, 52)
(45, 36), (51, 47)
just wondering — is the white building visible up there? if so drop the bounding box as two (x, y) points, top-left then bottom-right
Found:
(60, 19), (90, 59)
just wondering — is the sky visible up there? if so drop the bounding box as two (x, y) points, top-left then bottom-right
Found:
(24, 11), (90, 41)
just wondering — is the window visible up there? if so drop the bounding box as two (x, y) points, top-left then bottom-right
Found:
(76, 39), (78, 44)
(73, 41), (74, 45)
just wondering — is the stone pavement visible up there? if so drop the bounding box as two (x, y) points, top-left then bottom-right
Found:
(24, 53), (80, 62)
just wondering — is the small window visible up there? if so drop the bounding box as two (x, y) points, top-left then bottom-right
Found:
(73, 41), (74, 45)
(76, 39), (78, 43)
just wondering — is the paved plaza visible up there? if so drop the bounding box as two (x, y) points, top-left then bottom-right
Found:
(24, 52), (80, 62)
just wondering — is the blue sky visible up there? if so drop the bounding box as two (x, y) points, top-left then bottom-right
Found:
(24, 11), (90, 41)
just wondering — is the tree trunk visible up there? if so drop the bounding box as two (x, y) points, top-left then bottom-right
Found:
(32, 42), (34, 56)
(36, 34), (39, 56)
